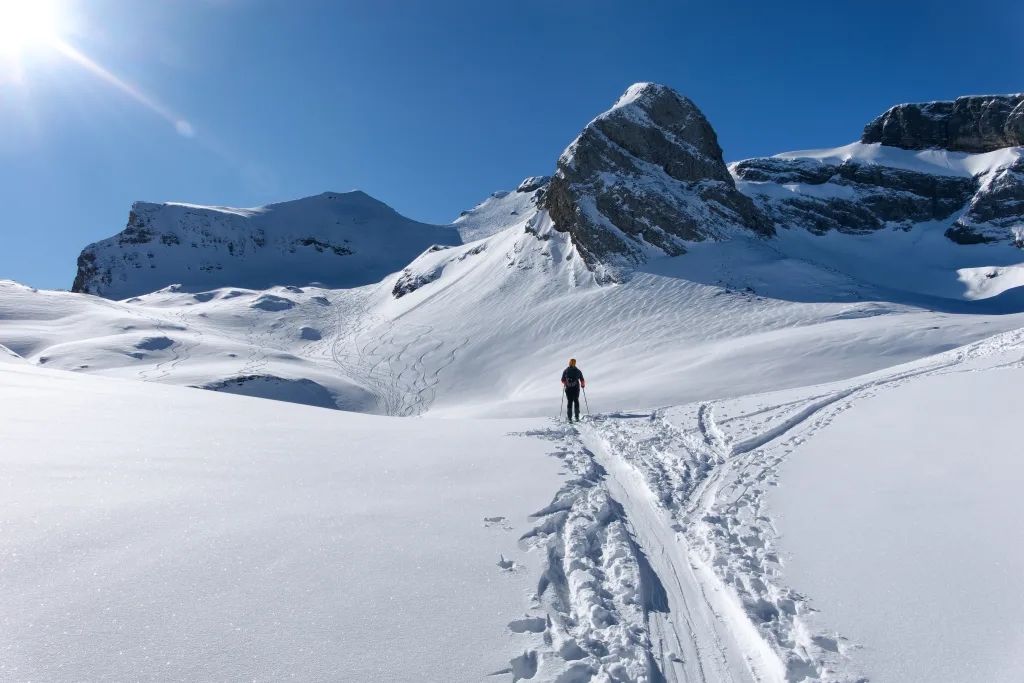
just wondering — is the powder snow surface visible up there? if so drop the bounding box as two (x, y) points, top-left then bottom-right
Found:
(770, 367), (1024, 682)
(0, 363), (563, 682)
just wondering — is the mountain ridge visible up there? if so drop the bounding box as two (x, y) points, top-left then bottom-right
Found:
(72, 190), (460, 299)
(72, 84), (1024, 300)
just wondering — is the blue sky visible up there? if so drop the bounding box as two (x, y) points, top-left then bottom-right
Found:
(1, 0), (1022, 290)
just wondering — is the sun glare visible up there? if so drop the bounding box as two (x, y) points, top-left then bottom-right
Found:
(0, 0), (59, 58)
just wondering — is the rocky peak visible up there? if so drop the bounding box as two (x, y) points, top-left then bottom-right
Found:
(542, 83), (772, 281)
(861, 94), (1024, 153)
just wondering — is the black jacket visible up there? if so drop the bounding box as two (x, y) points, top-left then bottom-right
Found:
(561, 366), (584, 389)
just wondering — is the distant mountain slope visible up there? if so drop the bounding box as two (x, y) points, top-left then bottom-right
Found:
(454, 176), (548, 243)
(732, 97), (1024, 247)
(9, 82), (1021, 421)
(72, 191), (460, 300)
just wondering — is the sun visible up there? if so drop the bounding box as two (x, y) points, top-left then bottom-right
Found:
(0, 0), (59, 59)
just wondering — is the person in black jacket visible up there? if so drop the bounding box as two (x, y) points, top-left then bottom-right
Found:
(561, 358), (585, 422)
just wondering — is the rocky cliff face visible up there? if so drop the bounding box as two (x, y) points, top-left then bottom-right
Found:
(541, 83), (772, 281)
(861, 95), (1024, 153)
(731, 151), (980, 235)
(733, 94), (1024, 246)
(950, 155), (1024, 244)
(73, 191), (460, 299)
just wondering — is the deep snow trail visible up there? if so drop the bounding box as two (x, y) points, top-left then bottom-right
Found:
(537, 326), (1024, 683)
(580, 428), (780, 683)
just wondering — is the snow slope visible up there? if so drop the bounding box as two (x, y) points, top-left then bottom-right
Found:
(6, 82), (1024, 683)
(453, 176), (548, 242)
(10, 209), (1024, 420)
(770, 366), (1024, 682)
(0, 360), (565, 682)
(8, 202), (1024, 419)
(772, 141), (1020, 178)
(560, 327), (1024, 682)
(6, 305), (1023, 682)
(73, 191), (460, 299)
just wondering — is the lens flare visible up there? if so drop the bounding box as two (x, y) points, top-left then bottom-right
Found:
(1, 0), (195, 137)
(0, 0), (57, 57)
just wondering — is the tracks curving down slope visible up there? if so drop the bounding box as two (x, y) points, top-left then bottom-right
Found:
(516, 327), (1024, 682)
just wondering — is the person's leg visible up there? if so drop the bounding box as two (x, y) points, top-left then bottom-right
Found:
(568, 389), (580, 420)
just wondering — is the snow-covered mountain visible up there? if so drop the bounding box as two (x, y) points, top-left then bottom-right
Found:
(733, 96), (1024, 247)
(6, 83), (1024, 419)
(5, 83), (1024, 683)
(72, 191), (460, 299)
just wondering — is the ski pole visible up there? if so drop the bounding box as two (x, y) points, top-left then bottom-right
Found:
(583, 387), (590, 416)
(559, 390), (564, 419)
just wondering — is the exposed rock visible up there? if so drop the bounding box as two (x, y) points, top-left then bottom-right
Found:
(862, 95), (1024, 153)
(392, 266), (443, 299)
(732, 156), (977, 235)
(946, 156), (1024, 243)
(542, 83), (772, 281)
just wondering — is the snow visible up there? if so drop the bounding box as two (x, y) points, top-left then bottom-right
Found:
(6, 102), (1024, 678)
(734, 179), (857, 201)
(6, 221), (1024, 679)
(612, 82), (664, 110)
(453, 180), (545, 242)
(0, 361), (565, 682)
(77, 191), (460, 299)
(768, 357), (1024, 682)
(8, 207), (1024, 421)
(957, 262), (1024, 299)
(0, 342), (23, 363)
(773, 141), (1021, 178)
(770, 222), (1024, 305)
(570, 328), (1024, 681)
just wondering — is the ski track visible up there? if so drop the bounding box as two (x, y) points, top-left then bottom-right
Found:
(80, 285), (467, 416)
(325, 286), (467, 416)
(512, 327), (1024, 683)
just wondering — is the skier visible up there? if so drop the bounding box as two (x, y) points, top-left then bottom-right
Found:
(561, 358), (585, 423)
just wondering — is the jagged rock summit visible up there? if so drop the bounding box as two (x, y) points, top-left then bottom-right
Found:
(542, 83), (772, 281)
(73, 191), (459, 299)
(862, 94), (1024, 153)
